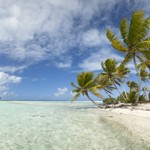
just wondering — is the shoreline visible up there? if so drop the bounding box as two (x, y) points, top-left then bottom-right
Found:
(0, 101), (149, 149)
(97, 104), (150, 147)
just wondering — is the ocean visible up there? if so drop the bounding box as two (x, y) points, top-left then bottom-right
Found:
(0, 101), (149, 150)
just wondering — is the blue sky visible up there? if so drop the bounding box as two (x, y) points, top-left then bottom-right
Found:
(0, 0), (150, 100)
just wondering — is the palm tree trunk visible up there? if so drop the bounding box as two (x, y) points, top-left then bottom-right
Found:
(133, 54), (141, 106)
(113, 83), (127, 101)
(121, 82), (129, 100)
(86, 92), (101, 108)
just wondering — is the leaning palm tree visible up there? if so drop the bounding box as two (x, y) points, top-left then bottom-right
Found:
(116, 64), (130, 99)
(94, 74), (115, 98)
(100, 58), (129, 101)
(126, 81), (148, 103)
(106, 10), (150, 105)
(138, 61), (150, 82)
(71, 72), (103, 108)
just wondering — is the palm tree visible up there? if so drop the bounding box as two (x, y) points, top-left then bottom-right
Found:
(127, 81), (138, 92)
(142, 86), (149, 101)
(126, 81), (139, 103)
(126, 81), (148, 103)
(94, 74), (115, 98)
(106, 10), (150, 105)
(138, 61), (150, 82)
(116, 64), (130, 99)
(100, 58), (129, 101)
(71, 72), (103, 108)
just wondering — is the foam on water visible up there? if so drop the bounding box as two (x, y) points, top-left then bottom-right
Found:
(0, 101), (149, 150)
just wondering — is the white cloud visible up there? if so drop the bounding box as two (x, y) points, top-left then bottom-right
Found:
(0, 72), (22, 98)
(0, 65), (26, 73)
(0, 0), (149, 71)
(54, 87), (68, 97)
(79, 48), (124, 71)
(81, 29), (108, 47)
(132, 1), (150, 14)
(0, 0), (120, 67)
(0, 72), (22, 85)
(78, 48), (140, 74)
(55, 62), (71, 68)
(54, 56), (72, 68)
(1, 91), (17, 97)
(0, 85), (8, 92)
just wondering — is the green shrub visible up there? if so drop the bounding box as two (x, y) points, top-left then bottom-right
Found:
(103, 97), (117, 105)
(117, 92), (147, 104)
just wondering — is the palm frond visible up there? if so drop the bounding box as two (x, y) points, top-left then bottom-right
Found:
(89, 87), (103, 98)
(128, 10), (145, 46)
(71, 82), (80, 89)
(137, 60), (150, 70)
(105, 89), (113, 94)
(127, 81), (138, 90)
(77, 72), (94, 87)
(71, 93), (81, 102)
(116, 65), (130, 78)
(143, 16), (150, 36)
(120, 17), (128, 45)
(136, 40), (150, 49)
(84, 80), (96, 89)
(111, 38), (128, 52)
(72, 89), (81, 93)
(120, 53), (133, 66)
(141, 51), (150, 60)
(106, 28), (116, 42)
(140, 69), (149, 82)
(92, 92), (103, 98)
(101, 62), (107, 73)
(128, 90), (137, 101)
(136, 55), (145, 63)
(114, 80), (121, 86)
(104, 58), (118, 73)
(145, 61), (150, 69)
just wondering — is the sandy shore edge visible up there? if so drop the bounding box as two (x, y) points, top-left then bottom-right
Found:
(98, 104), (150, 146)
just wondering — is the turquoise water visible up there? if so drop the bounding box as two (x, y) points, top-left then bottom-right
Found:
(0, 101), (149, 150)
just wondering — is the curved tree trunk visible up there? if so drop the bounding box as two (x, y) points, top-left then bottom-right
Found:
(121, 82), (129, 100)
(113, 83), (127, 101)
(133, 54), (141, 106)
(86, 92), (101, 108)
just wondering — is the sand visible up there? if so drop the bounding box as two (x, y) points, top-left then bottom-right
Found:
(98, 103), (150, 146)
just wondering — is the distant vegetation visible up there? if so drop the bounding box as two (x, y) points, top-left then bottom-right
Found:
(71, 10), (150, 107)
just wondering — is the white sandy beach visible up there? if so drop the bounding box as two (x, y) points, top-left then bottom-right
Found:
(94, 103), (150, 147)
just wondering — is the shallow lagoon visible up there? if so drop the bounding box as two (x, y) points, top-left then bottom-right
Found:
(0, 101), (149, 150)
